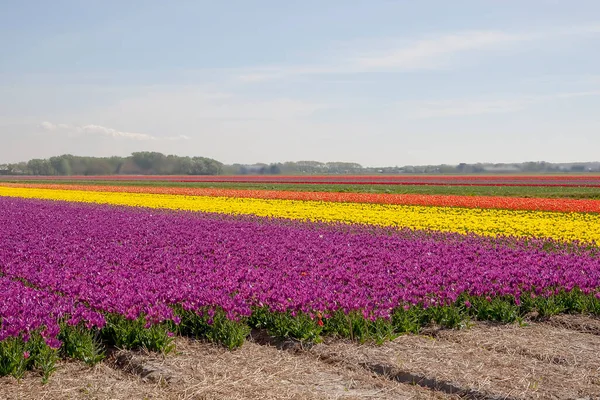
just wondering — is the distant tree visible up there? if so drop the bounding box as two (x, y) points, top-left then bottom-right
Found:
(269, 164), (281, 174)
(438, 164), (458, 173)
(0, 164), (11, 175)
(27, 159), (55, 175)
(109, 156), (125, 174)
(49, 155), (73, 175)
(84, 159), (114, 175)
(326, 162), (362, 174)
(131, 152), (167, 173)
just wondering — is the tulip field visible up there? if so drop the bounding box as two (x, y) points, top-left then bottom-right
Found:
(7, 174), (600, 186)
(1, 177), (600, 383)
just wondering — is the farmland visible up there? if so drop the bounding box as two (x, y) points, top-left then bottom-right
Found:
(2, 176), (600, 399)
(5, 174), (600, 186)
(4, 177), (600, 199)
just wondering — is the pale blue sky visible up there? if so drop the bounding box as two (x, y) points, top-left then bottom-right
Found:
(1, 1), (599, 166)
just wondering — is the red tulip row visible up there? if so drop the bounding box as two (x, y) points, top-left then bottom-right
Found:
(4, 174), (600, 186)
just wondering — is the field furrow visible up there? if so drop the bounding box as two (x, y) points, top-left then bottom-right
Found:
(309, 321), (600, 399)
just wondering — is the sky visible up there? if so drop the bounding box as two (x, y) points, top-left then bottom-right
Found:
(1, 0), (600, 167)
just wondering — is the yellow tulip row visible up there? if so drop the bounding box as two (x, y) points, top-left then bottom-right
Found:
(1, 186), (599, 244)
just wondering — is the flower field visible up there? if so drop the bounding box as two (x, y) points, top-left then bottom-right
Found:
(0, 186), (599, 244)
(1, 178), (600, 380)
(5, 174), (600, 186)
(4, 182), (600, 213)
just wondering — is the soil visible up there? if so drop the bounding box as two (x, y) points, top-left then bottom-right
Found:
(3, 314), (600, 399)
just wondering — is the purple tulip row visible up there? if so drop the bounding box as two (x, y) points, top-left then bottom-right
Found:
(1, 196), (600, 341)
(0, 276), (105, 347)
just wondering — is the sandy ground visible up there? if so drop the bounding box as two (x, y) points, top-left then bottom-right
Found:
(2, 314), (600, 400)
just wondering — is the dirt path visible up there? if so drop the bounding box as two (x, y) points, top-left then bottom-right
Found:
(0, 338), (454, 400)
(3, 314), (600, 399)
(435, 320), (600, 371)
(309, 318), (600, 399)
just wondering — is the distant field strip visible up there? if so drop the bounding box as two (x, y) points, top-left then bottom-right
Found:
(4, 180), (600, 199)
(3, 183), (600, 213)
(4, 174), (600, 186)
(1, 186), (599, 244)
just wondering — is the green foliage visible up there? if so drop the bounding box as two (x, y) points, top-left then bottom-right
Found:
(0, 333), (58, 382)
(535, 295), (565, 318)
(59, 324), (105, 365)
(322, 311), (364, 340)
(267, 312), (322, 343)
(323, 311), (398, 344)
(0, 337), (28, 379)
(173, 308), (249, 350)
(587, 296), (600, 314)
(101, 315), (175, 353)
(28, 335), (58, 384)
(6, 153), (223, 176)
(391, 307), (427, 334)
(426, 305), (469, 329)
(249, 308), (323, 344)
(532, 288), (599, 317)
(467, 296), (522, 323)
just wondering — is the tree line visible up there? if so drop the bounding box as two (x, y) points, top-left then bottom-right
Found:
(224, 161), (364, 175)
(0, 153), (224, 176)
(1, 155), (598, 176)
(0, 155), (366, 176)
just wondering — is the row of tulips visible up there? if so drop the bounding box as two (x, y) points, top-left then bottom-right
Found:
(0, 276), (107, 380)
(4, 174), (600, 186)
(0, 186), (598, 244)
(2, 197), (600, 375)
(3, 183), (600, 213)
(0, 276), (105, 346)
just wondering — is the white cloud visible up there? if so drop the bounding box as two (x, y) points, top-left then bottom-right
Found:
(40, 121), (56, 131)
(77, 124), (155, 140)
(165, 134), (191, 141)
(39, 122), (188, 141)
